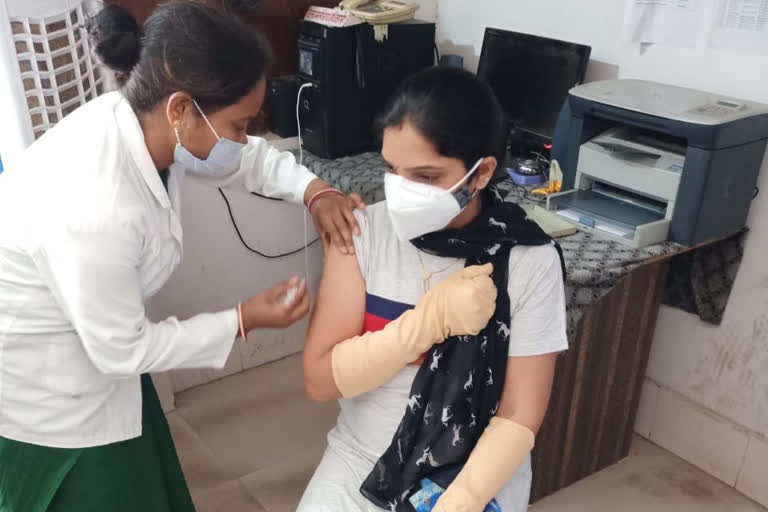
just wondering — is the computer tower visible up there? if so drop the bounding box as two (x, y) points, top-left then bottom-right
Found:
(357, 21), (436, 121)
(266, 75), (299, 138)
(296, 21), (371, 159)
(297, 20), (436, 159)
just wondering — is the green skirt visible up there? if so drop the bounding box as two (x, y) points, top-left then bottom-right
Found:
(0, 375), (196, 512)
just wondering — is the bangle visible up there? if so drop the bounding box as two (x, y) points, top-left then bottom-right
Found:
(307, 188), (344, 213)
(237, 303), (247, 343)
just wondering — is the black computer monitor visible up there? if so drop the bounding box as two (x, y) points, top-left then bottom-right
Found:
(477, 28), (591, 140)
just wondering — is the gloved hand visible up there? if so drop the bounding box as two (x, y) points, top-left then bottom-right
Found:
(433, 417), (535, 512)
(418, 263), (498, 341)
(331, 264), (497, 398)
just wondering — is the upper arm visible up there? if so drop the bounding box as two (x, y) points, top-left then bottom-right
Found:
(185, 136), (317, 203)
(302, 241), (367, 399)
(507, 244), (568, 357)
(498, 244), (567, 434)
(240, 137), (316, 203)
(497, 353), (558, 435)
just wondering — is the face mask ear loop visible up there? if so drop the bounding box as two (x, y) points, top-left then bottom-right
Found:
(448, 158), (484, 193)
(192, 99), (221, 140)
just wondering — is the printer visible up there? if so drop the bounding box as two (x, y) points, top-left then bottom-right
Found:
(547, 79), (768, 247)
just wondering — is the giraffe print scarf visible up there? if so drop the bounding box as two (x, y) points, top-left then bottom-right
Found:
(360, 184), (564, 511)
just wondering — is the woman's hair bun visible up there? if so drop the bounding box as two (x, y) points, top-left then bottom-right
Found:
(87, 5), (141, 76)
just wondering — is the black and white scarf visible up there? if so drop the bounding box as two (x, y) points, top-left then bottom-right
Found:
(360, 185), (564, 511)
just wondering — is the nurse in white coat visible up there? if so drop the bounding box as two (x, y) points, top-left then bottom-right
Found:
(0, 3), (362, 511)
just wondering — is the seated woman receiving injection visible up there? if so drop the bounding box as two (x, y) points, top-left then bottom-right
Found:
(300, 67), (568, 512)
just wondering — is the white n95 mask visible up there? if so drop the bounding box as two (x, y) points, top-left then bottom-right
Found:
(385, 159), (483, 241)
(173, 99), (245, 179)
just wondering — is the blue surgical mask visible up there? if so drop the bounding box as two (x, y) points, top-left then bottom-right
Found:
(172, 99), (245, 179)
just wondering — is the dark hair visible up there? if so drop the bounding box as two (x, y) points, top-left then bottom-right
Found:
(209, 0), (263, 13)
(88, 2), (272, 113)
(376, 66), (508, 174)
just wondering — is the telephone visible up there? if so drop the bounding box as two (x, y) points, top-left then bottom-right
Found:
(337, 0), (419, 24)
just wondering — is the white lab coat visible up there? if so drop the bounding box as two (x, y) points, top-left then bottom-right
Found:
(0, 92), (318, 448)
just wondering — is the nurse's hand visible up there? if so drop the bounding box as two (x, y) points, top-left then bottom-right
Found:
(241, 277), (310, 331)
(310, 193), (366, 255)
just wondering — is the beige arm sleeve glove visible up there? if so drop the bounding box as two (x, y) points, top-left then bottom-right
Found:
(331, 264), (497, 398)
(434, 417), (535, 512)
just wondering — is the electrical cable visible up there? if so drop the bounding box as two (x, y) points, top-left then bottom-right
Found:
(296, 82), (315, 283)
(297, 82), (314, 168)
(511, 182), (546, 204)
(219, 189), (320, 259)
(214, 82), (324, 277)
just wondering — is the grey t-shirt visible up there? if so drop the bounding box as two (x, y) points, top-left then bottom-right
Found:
(298, 202), (568, 512)
(353, 202), (568, 357)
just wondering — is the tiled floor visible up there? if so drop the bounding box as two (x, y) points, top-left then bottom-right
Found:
(529, 439), (766, 512)
(169, 354), (339, 512)
(169, 354), (767, 512)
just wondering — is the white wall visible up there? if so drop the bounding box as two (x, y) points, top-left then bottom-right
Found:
(413, 0), (437, 22)
(435, 0), (768, 504)
(147, 180), (324, 395)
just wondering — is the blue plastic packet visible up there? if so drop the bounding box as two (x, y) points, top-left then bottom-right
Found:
(408, 478), (502, 511)
(408, 479), (444, 511)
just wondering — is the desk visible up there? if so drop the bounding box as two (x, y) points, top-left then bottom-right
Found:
(302, 150), (746, 502)
(301, 151), (743, 330)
